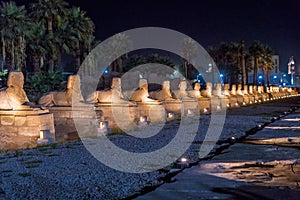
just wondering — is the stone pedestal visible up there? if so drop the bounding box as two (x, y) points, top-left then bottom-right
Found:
(181, 99), (199, 116)
(49, 106), (98, 141)
(0, 109), (55, 150)
(137, 102), (165, 123)
(198, 97), (211, 114)
(219, 96), (230, 109)
(95, 103), (138, 132)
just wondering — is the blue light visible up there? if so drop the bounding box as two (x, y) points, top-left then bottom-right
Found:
(273, 75), (277, 79)
(104, 69), (109, 74)
(258, 75), (263, 79)
(220, 74), (224, 78)
(283, 74), (286, 77)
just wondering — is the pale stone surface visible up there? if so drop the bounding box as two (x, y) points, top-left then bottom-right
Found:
(1, 116), (14, 125)
(223, 84), (230, 96)
(173, 80), (192, 100)
(0, 72), (55, 150)
(39, 75), (83, 106)
(212, 83), (222, 97)
(87, 78), (131, 104)
(14, 116), (26, 126)
(0, 72), (29, 110)
(130, 79), (158, 103)
(201, 82), (212, 98)
(231, 84), (237, 95)
(151, 80), (177, 101)
(187, 82), (201, 99)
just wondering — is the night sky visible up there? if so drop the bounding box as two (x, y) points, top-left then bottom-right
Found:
(13, 0), (300, 71)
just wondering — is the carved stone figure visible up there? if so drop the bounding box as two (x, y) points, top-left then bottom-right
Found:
(87, 77), (130, 104)
(38, 75), (83, 106)
(130, 79), (157, 102)
(151, 80), (177, 101)
(0, 72), (30, 110)
(173, 80), (192, 100)
(223, 84), (230, 96)
(201, 82), (212, 98)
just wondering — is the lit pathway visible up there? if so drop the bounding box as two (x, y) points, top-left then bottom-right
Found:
(136, 110), (300, 199)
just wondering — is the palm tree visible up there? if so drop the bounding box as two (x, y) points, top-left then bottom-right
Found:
(260, 45), (274, 87)
(100, 33), (132, 73)
(179, 37), (198, 80)
(30, 0), (69, 72)
(241, 40), (246, 87)
(26, 21), (47, 75)
(65, 7), (94, 73)
(0, 1), (27, 71)
(124, 54), (146, 71)
(249, 40), (264, 85)
(209, 42), (242, 85)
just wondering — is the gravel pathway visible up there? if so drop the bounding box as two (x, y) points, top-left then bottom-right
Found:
(1, 97), (299, 199)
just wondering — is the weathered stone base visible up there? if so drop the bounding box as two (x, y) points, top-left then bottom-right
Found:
(48, 106), (94, 142)
(236, 95), (244, 105)
(211, 96), (221, 112)
(162, 100), (182, 114)
(181, 99), (199, 116)
(0, 109), (55, 150)
(229, 96), (238, 107)
(198, 97), (211, 114)
(95, 103), (139, 132)
(137, 102), (166, 123)
(219, 96), (230, 109)
(243, 95), (250, 104)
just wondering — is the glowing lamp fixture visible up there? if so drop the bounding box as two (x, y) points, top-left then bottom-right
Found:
(167, 112), (174, 119)
(138, 116), (148, 127)
(140, 116), (147, 122)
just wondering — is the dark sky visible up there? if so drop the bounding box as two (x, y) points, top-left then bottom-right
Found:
(15, 0), (300, 71)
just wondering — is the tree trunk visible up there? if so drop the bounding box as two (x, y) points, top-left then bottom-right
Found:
(117, 57), (123, 73)
(253, 57), (258, 85)
(74, 40), (81, 73)
(266, 70), (270, 87)
(1, 35), (5, 71)
(33, 54), (40, 75)
(262, 68), (266, 87)
(11, 39), (15, 70)
(47, 17), (54, 72)
(241, 40), (246, 87)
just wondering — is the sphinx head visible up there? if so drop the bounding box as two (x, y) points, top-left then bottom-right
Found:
(7, 72), (25, 88)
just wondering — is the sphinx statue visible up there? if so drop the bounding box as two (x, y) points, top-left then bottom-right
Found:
(0, 72), (33, 110)
(87, 77), (131, 104)
(173, 80), (193, 100)
(130, 79), (158, 103)
(38, 75), (83, 107)
(150, 80), (177, 101)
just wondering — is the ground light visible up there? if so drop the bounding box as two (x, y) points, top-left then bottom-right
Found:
(174, 157), (189, 169)
(98, 121), (110, 135)
(138, 116), (148, 127)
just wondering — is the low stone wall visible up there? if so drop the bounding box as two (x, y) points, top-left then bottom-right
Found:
(0, 110), (55, 150)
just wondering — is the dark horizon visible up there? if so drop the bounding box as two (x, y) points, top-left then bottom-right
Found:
(10, 0), (300, 72)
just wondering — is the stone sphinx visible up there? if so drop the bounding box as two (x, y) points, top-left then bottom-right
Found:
(150, 80), (177, 101)
(38, 75), (83, 107)
(173, 80), (193, 100)
(0, 72), (31, 110)
(130, 79), (158, 103)
(87, 77), (130, 104)
(0, 72), (55, 150)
